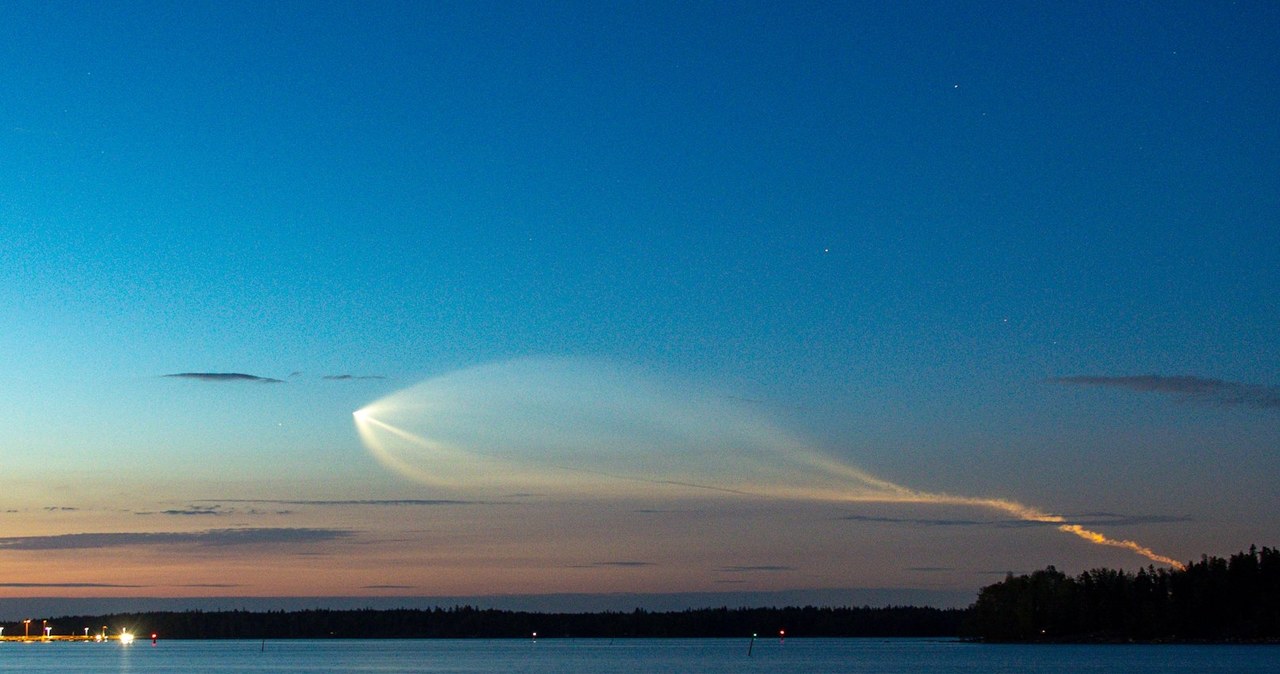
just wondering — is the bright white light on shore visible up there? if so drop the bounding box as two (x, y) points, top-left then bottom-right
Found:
(119, 630), (134, 644)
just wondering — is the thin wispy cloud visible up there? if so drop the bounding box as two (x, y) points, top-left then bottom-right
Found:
(719, 565), (794, 573)
(137, 505), (294, 517)
(0, 528), (355, 551)
(1071, 513), (1192, 527)
(576, 560), (655, 570)
(143, 505), (225, 517)
(199, 499), (476, 507)
(840, 512), (1188, 528)
(324, 374), (386, 381)
(164, 372), (284, 383)
(1052, 374), (1280, 409)
(0, 582), (148, 588)
(840, 514), (993, 527)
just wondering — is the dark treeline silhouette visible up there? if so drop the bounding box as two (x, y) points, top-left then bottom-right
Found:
(6, 605), (964, 640)
(965, 546), (1280, 641)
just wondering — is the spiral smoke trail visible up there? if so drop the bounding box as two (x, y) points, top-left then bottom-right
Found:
(354, 358), (1184, 570)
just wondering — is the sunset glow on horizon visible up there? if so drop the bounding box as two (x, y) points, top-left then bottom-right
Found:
(1, 0), (1274, 610)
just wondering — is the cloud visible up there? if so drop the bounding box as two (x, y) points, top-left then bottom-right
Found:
(164, 372), (284, 383)
(324, 374), (386, 381)
(142, 505), (225, 517)
(839, 514), (995, 527)
(199, 499), (476, 507)
(0, 528), (355, 551)
(1070, 513), (1193, 527)
(840, 512), (1189, 529)
(1052, 374), (1280, 409)
(136, 505), (296, 517)
(719, 565), (794, 573)
(0, 582), (148, 588)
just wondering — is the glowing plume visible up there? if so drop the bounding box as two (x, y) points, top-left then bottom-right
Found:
(353, 357), (1184, 569)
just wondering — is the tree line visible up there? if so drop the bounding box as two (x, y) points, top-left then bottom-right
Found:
(5, 604), (965, 640)
(964, 546), (1280, 641)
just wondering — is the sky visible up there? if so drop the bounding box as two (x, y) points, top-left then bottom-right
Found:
(1, 0), (1278, 613)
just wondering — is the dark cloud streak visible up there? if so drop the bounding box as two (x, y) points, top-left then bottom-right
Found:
(840, 513), (1188, 528)
(840, 514), (993, 527)
(164, 372), (284, 384)
(135, 505), (226, 516)
(0, 582), (147, 588)
(1052, 374), (1280, 409)
(199, 499), (476, 507)
(0, 528), (354, 551)
(1071, 513), (1192, 527)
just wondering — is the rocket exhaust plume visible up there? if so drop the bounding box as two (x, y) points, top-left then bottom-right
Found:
(354, 358), (1184, 569)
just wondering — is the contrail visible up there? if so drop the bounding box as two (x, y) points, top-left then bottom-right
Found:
(353, 358), (1185, 570)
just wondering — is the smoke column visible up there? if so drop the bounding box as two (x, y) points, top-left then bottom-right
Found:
(354, 358), (1183, 569)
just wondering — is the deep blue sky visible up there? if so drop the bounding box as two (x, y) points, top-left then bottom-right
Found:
(1, 1), (1277, 605)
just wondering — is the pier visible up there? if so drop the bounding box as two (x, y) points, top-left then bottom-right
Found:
(0, 622), (138, 644)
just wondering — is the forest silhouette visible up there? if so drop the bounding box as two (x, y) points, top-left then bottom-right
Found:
(964, 545), (1280, 641)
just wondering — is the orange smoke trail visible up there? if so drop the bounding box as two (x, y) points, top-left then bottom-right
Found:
(886, 495), (1185, 569)
(1056, 524), (1185, 569)
(807, 468), (1185, 569)
(957, 497), (1185, 569)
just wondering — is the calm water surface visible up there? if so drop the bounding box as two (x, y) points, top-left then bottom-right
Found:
(0, 638), (1275, 673)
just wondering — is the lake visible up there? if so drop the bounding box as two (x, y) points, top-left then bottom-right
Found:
(0, 638), (1274, 673)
